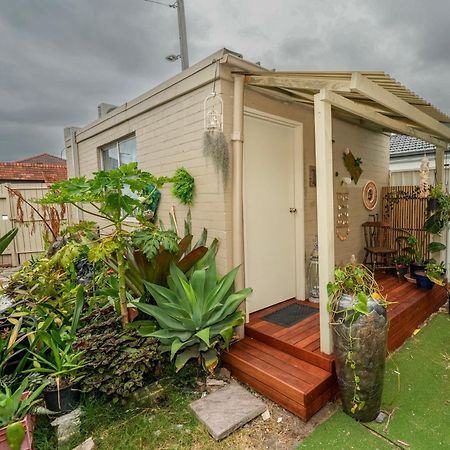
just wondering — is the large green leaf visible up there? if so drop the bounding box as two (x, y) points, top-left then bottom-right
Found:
(133, 303), (187, 331)
(195, 327), (210, 346)
(202, 348), (219, 374)
(175, 347), (199, 372)
(205, 288), (252, 326)
(0, 228), (18, 255)
(203, 266), (241, 317)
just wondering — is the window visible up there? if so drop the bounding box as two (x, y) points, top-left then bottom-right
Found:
(101, 135), (137, 170)
(101, 136), (138, 218)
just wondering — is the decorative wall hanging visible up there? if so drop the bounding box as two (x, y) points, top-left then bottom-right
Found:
(343, 148), (363, 185)
(418, 154), (430, 197)
(203, 61), (229, 188)
(336, 192), (350, 241)
(362, 180), (378, 210)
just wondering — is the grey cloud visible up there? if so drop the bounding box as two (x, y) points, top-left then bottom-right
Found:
(0, 0), (449, 161)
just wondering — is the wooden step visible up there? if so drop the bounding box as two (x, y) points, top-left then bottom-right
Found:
(245, 324), (334, 372)
(223, 338), (336, 421)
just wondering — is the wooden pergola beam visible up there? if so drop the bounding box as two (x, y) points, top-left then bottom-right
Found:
(246, 75), (351, 92)
(320, 89), (449, 148)
(350, 73), (450, 141)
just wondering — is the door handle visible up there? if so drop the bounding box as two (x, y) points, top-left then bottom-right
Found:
(289, 208), (297, 213)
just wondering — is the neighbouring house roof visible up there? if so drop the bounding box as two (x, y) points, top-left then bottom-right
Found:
(0, 156), (67, 183)
(390, 134), (436, 158)
(16, 153), (66, 165)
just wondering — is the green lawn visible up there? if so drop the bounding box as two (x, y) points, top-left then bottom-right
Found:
(299, 313), (450, 449)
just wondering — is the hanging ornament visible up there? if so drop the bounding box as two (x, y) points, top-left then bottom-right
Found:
(418, 154), (430, 197)
(203, 62), (229, 188)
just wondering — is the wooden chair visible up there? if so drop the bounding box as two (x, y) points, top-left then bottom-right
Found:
(362, 221), (397, 271)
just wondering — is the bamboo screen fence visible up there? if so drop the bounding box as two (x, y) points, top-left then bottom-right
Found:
(381, 185), (431, 260)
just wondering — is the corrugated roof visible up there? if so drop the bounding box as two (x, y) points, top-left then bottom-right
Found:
(390, 134), (436, 157)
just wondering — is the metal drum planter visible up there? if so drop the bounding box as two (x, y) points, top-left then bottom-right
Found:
(332, 294), (388, 422)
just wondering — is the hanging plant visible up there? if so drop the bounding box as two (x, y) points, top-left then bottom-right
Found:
(171, 167), (195, 206)
(202, 63), (230, 188)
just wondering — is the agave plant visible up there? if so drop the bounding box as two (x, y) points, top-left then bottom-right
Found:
(134, 254), (252, 373)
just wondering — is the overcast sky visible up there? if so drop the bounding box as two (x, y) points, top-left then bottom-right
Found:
(1, 0), (449, 161)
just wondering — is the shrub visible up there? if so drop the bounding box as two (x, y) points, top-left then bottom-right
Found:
(74, 306), (161, 402)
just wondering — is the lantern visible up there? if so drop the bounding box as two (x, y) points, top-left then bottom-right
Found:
(307, 237), (320, 302)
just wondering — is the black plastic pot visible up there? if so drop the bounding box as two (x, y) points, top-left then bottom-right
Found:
(410, 262), (425, 278)
(44, 383), (81, 415)
(427, 198), (438, 212)
(332, 295), (388, 422)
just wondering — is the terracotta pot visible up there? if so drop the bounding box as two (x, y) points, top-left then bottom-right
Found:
(0, 415), (34, 450)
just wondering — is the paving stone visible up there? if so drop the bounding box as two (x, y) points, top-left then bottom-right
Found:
(125, 381), (167, 408)
(71, 437), (96, 450)
(51, 408), (82, 444)
(189, 382), (266, 440)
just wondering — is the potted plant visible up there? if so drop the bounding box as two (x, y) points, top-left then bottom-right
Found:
(327, 264), (388, 422)
(424, 184), (450, 232)
(396, 234), (445, 278)
(423, 261), (447, 288)
(26, 331), (85, 415)
(393, 254), (411, 279)
(0, 378), (47, 450)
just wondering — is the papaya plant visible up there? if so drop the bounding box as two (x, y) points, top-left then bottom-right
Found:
(39, 162), (195, 326)
(134, 255), (252, 373)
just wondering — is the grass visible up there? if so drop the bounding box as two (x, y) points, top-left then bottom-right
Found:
(299, 313), (450, 449)
(33, 380), (205, 450)
(33, 313), (450, 449)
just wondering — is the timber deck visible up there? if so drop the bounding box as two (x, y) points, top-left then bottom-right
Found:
(223, 273), (447, 421)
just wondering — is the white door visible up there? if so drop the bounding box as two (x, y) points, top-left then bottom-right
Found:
(243, 112), (304, 314)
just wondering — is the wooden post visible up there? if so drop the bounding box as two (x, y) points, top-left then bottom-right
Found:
(314, 90), (334, 354)
(435, 146), (448, 265)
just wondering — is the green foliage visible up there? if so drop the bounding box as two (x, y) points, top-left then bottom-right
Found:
(26, 329), (86, 386)
(0, 228), (17, 255)
(425, 260), (446, 285)
(0, 377), (48, 450)
(396, 234), (445, 264)
(114, 212), (210, 297)
(39, 162), (196, 326)
(424, 184), (450, 235)
(327, 264), (387, 320)
(134, 252), (252, 374)
(74, 306), (161, 402)
(171, 167), (195, 205)
(132, 226), (179, 260)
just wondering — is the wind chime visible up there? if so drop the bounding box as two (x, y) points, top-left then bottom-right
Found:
(203, 61), (229, 187)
